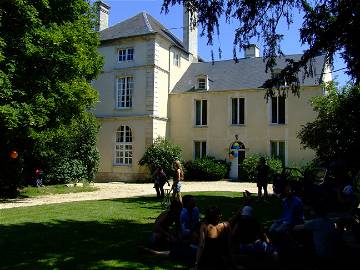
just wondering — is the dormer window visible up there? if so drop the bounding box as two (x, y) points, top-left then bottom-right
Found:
(272, 68), (287, 88)
(198, 78), (206, 89)
(118, 48), (134, 62)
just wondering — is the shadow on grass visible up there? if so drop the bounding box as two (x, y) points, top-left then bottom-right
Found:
(109, 192), (282, 226)
(0, 219), (184, 270)
(0, 193), (282, 270)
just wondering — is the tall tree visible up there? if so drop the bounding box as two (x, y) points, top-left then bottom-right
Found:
(0, 0), (103, 196)
(298, 83), (360, 172)
(162, 0), (360, 96)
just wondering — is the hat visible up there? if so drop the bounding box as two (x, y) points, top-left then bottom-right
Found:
(241, 206), (253, 217)
(343, 185), (353, 196)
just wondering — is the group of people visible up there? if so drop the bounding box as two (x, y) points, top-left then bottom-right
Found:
(147, 158), (358, 269)
(147, 193), (280, 270)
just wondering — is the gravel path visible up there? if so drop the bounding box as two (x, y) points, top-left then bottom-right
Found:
(0, 181), (260, 209)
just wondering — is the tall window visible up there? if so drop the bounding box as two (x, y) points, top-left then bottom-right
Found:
(195, 100), (207, 126)
(118, 48), (134, 62)
(173, 53), (180, 67)
(115, 126), (132, 165)
(116, 77), (133, 108)
(271, 96), (285, 124)
(270, 141), (285, 165)
(194, 141), (206, 159)
(231, 98), (245, 125)
(198, 78), (206, 89)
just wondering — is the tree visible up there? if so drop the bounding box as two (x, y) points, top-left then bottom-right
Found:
(0, 0), (103, 196)
(162, 0), (360, 96)
(298, 83), (360, 172)
(139, 137), (183, 179)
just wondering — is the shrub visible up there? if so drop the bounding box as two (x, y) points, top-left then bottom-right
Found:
(36, 113), (99, 184)
(139, 137), (182, 179)
(241, 154), (282, 182)
(184, 157), (229, 181)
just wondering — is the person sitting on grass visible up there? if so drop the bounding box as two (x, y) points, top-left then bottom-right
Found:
(193, 206), (230, 270)
(293, 200), (341, 268)
(229, 206), (278, 269)
(269, 183), (304, 235)
(150, 199), (183, 250)
(180, 195), (200, 244)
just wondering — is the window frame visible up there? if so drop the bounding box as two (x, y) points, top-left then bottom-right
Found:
(195, 99), (207, 126)
(270, 140), (286, 165)
(271, 96), (286, 124)
(197, 78), (206, 90)
(116, 76), (133, 109)
(118, 48), (134, 62)
(231, 97), (245, 125)
(194, 141), (207, 159)
(114, 125), (133, 165)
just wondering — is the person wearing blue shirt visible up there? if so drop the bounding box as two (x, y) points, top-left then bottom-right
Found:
(270, 183), (304, 234)
(180, 195), (200, 240)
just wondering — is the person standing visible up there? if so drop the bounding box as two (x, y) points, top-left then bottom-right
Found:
(172, 160), (184, 203)
(153, 166), (169, 198)
(256, 157), (270, 198)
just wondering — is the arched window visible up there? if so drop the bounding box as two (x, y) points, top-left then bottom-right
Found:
(115, 125), (132, 165)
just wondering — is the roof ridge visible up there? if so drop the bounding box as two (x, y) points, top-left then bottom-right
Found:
(142, 12), (153, 32)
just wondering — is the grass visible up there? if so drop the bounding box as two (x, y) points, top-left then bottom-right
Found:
(18, 184), (99, 198)
(0, 192), (281, 270)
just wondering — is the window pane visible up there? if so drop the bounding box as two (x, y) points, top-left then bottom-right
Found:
(239, 98), (245, 124)
(272, 97), (278, 123)
(198, 78), (206, 89)
(202, 100), (207, 125)
(119, 50), (126, 61)
(278, 96), (285, 124)
(270, 141), (277, 158)
(195, 100), (201, 125)
(201, 141), (206, 158)
(127, 48), (134, 60)
(279, 141), (285, 165)
(194, 142), (200, 159)
(232, 98), (238, 124)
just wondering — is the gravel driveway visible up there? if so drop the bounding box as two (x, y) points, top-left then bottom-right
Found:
(0, 181), (260, 209)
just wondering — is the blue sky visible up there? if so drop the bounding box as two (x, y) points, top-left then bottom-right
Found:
(98, 0), (348, 87)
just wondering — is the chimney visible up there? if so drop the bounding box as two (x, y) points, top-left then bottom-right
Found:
(183, 6), (198, 60)
(95, 1), (111, 31)
(244, 44), (260, 58)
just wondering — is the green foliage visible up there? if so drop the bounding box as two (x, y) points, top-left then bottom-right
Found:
(162, 0), (360, 94)
(34, 112), (100, 184)
(241, 154), (282, 182)
(184, 157), (229, 181)
(139, 137), (182, 178)
(298, 83), (360, 172)
(0, 0), (103, 196)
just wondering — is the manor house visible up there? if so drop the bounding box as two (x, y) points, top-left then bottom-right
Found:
(92, 1), (332, 181)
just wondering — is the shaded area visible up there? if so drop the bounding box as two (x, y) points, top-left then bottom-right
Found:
(0, 193), (286, 270)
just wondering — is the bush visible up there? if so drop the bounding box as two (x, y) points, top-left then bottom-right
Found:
(184, 157), (229, 181)
(35, 112), (99, 184)
(241, 154), (282, 182)
(139, 137), (182, 179)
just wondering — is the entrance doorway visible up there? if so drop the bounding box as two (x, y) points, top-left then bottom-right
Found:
(229, 141), (245, 180)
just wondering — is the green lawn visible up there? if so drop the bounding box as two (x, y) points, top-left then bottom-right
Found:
(0, 192), (281, 270)
(18, 184), (99, 198)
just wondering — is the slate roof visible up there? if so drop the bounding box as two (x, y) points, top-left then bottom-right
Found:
(172, 54), (327, 93)
(100, 12), (186, 51)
